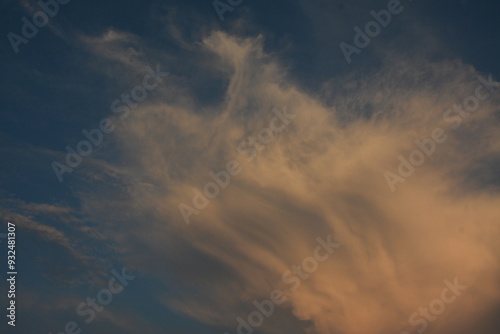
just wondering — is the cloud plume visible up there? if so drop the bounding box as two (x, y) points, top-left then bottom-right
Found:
(77, 30), (500, 334)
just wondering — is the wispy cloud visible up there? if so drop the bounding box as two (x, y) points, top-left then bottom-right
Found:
(68, 29), (500, 334)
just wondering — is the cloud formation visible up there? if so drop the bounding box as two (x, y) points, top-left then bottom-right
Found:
(75, 29), (500, 334)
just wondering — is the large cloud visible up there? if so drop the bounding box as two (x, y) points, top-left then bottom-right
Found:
(76, 30), (500, 334)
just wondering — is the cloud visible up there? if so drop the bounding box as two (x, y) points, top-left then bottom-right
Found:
(0, 197), (109, 287)
(74, 29), (500, 334)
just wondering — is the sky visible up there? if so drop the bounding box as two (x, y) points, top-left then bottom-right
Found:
(0, 0), (500, 334)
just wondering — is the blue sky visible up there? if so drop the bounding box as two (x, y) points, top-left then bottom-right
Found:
(1, 1), (500, 334)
